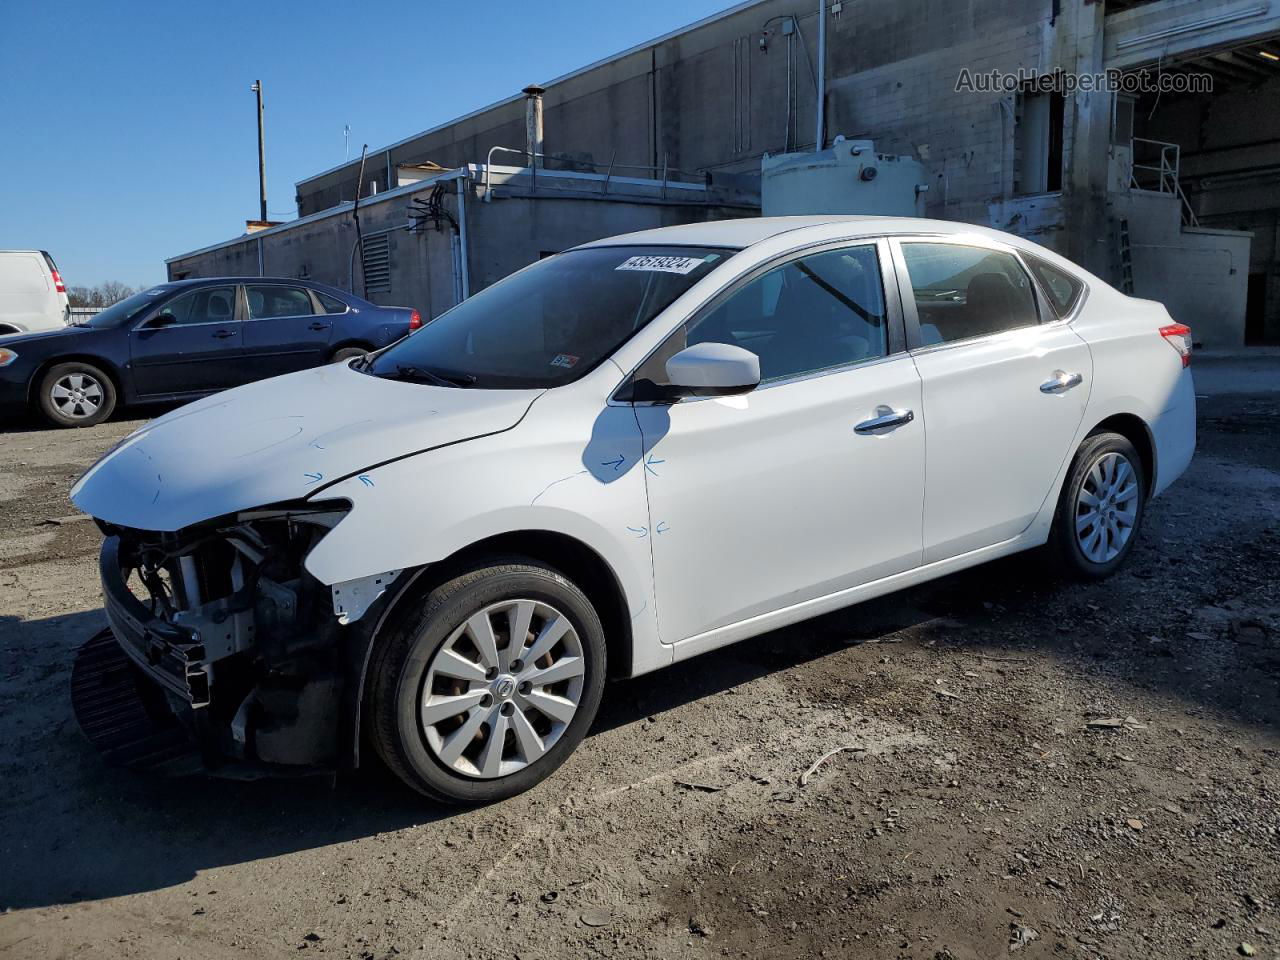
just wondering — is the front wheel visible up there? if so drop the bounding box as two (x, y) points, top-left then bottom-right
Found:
(1048, 431), (1146, 579)
(37, 361), (117, 427)
(367, 560), (607, 805)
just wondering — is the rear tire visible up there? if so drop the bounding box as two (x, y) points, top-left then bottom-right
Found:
(367, 559), (607, 805)
(330, 346), (369, 364)
(1047, 431), (1146, 580)
(37, 361), (117, 428)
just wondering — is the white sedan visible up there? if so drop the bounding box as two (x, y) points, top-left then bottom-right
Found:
(70, 216), (1195, 804)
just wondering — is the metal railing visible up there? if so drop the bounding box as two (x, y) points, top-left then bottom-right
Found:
(482, 145), (701, 202)
(1130, 137), (1199, 227)
(67, 306), (104, 323)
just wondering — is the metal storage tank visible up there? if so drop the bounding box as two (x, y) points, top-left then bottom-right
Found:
(762, 139), (928, 217)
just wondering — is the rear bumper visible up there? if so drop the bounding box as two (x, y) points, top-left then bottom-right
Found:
(1151, 369), (1197, 497)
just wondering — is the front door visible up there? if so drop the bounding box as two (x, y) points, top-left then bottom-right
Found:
(632, 240), (925, 646)
(129, 285), (244, 397)
(242, 284), (335, 378)
(892, 237), (1094, 563)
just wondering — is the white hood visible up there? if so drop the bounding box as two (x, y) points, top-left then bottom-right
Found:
(71, 362), (541, 531)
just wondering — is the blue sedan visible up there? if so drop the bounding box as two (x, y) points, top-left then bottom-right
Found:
(0, 278), (421, 427)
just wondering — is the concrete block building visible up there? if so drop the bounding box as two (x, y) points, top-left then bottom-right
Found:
(169, 0), (1280, 347)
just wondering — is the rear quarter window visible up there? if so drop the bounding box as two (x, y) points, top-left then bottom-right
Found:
(1024, 253), (1085, 317)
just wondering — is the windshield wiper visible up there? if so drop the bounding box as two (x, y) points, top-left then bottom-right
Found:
(391, 364), (477, 387)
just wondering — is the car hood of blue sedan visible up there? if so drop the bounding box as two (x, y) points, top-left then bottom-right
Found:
(71, 362), (542, 531)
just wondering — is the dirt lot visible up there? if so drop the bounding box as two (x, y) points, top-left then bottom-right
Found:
(1, 359), (1277, 960)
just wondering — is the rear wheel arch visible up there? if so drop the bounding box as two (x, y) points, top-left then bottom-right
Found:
(328, 339), (375, 361)
(1090, 413), (1155, 497)
(342, 529), (634, 768)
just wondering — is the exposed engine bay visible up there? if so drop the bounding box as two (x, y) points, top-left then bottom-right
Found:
(86, 501), (396, 772)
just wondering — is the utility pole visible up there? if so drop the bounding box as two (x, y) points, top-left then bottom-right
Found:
(250, 80), (267, 222)
(815, 0), (826, 152)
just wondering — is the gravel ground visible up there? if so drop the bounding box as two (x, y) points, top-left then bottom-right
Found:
(1, 360), (1277, 960)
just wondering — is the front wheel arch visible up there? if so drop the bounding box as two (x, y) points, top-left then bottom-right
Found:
(338, 530), (634, 770)
(28, 354), (124, 409)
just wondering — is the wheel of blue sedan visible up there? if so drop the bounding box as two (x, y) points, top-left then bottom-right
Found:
(38, 361), (117, 428)
(367, 560), (606, 804)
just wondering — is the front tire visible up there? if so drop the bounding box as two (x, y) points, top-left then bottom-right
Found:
(1048, 431), (1146, 580)
(367, 559), (607, 805)
(37, 361), (117, 427)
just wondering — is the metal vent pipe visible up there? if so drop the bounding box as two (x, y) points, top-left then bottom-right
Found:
(522, 84), (545, 167)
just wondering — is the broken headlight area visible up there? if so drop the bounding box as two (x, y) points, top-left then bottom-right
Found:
(79, 500), (365, 774)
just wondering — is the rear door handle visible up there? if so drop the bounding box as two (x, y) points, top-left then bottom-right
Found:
(212, 329), (236, 339)
(1040, 370), (1083, 393)
(308, 321), (329, 331)
(854, 408), (915, 434)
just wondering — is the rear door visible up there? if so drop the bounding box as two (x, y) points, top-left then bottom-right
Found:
(241, 283), (335, 378)
(891, 236), (1093, 563)
(129, 285), (244, 397)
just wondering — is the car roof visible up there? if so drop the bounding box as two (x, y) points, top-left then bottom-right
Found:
(576, 216), (1034, 251)
(161, 277), (357, 297)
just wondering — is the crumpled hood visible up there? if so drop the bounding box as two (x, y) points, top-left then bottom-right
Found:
(71, 362), (541, 531)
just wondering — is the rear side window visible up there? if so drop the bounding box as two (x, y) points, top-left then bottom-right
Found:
(246, 285), (315, 319)
(1024, 253), (1085, 317)
(316, 291), (349, 314)
(900, 243), (1039, 346)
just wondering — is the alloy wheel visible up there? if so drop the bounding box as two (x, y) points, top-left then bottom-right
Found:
(419, 599), (586, 779)
(50, 372), (104, 420)
(1074, 451), (1139, 564)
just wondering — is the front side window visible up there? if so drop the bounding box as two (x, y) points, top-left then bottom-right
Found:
(363, 246), (729, 389)
(154, 286), (237, 326)
(246, 285), (315, 320)
(900, 243), (1039, 346)
(632, 244), (888, 393)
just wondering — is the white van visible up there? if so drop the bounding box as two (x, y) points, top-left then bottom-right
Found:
(0, 250), (70, 335)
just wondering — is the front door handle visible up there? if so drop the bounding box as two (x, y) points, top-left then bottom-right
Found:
(1040, 370), (1083, 394)
(211, 329), (236, 340)
(854, 408), (915, 434)
(308, 321), (329, 331)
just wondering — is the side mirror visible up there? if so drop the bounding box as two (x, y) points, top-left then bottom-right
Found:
(149, 311), (177, 327)
(663, 342), (760, 398)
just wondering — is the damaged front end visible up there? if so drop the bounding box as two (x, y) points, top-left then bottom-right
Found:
(73, 500), (395, 776)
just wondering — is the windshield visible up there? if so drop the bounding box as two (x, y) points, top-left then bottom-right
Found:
(363, 246), (731, 389)
(74, 286), (176, 328)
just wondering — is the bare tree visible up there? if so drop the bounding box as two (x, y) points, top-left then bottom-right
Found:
(66, 282), (137, 308)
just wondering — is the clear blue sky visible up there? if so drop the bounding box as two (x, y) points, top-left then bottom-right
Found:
(0, 0), (738, 289)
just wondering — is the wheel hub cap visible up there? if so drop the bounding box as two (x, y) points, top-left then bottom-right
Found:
(419, 599), (586, 780)
(50, 373), (104, 419)
(1074, 451), (1139, 564)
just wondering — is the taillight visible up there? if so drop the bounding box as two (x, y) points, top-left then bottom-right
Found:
(1159, 323), (1192, 367)
(50, 268), (66, 294)
(408, 309), (423, 331)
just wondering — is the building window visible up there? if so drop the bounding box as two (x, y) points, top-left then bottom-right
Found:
(361, 233), (391, 293)
(1015, 91), (1064, 195)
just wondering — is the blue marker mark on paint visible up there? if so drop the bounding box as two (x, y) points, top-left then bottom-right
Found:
(601, 454), (626, 471)
(655, 521), (670, 534)
(358, 474), (374, 487)
(644, 454), (665, 476)
(304, 472), (324, 484)
(626, 525), (649, 539)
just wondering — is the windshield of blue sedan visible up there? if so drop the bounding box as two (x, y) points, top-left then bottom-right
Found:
(73, 286), (177, 328)
(363, 246), (730, 388)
